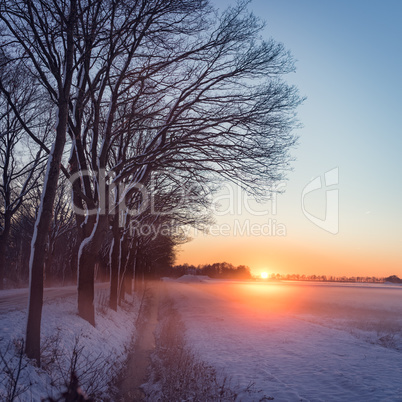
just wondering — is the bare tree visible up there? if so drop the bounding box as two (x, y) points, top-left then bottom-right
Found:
(109, 170), (212, 309)
(64, 0), (213, 324)
(0, 57), (48, 290)
(67, 0), (301, 325)
(0, 0), (77, 364)
(44, 176), (76, 286)
(99, 2), (301, 310)
(6, 191), (38, 285)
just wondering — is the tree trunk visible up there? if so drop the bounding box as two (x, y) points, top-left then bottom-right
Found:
(125, 262), (133, 297)
(130, 245), (138, 295)
(0, 231), (9, 290)
(109, 223), (120, 311)
(25, 147), (64, 363)
(25, 153), (62, 364)
(134, 254), (144, 293)
(25, 0), (76, 365)
(77, 213), (107, 325)
(77, 243), (96, 325)
(44, 237), (55, 287)
(25, 141), (69, 364)
(69, 237), (79, 284)
(118, 234), (131, 304)
(0, 242), (4, 290)
(0, 210), (12, 289)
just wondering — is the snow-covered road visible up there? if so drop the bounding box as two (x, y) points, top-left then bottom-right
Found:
(0, 282), (109, 313)
(165, 278), (402, 401)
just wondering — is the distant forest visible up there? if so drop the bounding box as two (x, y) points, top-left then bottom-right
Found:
(165, 264), (401, 284)
(262, 273), (397, 283)
(166, 263), (253, 280)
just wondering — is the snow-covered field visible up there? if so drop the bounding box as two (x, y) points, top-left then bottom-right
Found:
(0, 287), (140, 401)
(2, 278), (402, 401)
(165, 278), (402, 401)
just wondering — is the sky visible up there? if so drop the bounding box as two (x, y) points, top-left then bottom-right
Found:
(177, 0), (402, 278)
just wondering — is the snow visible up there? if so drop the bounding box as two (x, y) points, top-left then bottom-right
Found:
(165, 278), (402, 401)
(0, 289), (140, 401)
(174, 275), (211, 283)
(2, 278), (402, 400)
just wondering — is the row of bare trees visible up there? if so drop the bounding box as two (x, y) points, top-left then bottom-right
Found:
(172, 262), (253, 280)
(0, 0), (301, 365)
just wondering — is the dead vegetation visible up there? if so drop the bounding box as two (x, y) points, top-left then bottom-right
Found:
(143, 292), (242, 401)
(0, 338), (30, 401)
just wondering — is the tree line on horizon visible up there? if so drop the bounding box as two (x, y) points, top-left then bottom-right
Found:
(0, 0), (301, 365)
(266, 273), (390, 283)
(167, 264), (397, 283)
(168, 262), (253, 280)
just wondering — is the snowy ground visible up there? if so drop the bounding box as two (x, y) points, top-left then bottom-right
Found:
(164, 278), (402, 401)
(0, 286), (140, 401)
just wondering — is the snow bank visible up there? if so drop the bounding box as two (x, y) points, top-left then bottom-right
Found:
(175, 275), (211, 283)
(0, 292), (140, 401)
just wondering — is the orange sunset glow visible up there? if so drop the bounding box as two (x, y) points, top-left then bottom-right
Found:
(173, 0), (402, 281)
(177, 220), (402, 278)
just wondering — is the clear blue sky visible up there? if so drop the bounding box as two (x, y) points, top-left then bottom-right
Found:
(178, 0), (402, 277)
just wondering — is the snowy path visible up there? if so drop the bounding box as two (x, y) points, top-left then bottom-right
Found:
(118, 283), (160, 401)
(165, 279), (402, 401)
(0, 282), (109, 313)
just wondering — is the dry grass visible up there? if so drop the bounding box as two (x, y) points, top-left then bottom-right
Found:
(41, 332), (116, 401)
(142, 295), (239, 401)
(347, 319), (402, 350)
(0, 338), (29, 401)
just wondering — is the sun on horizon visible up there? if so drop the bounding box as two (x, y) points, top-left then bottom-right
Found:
(261, 272), (268, 279)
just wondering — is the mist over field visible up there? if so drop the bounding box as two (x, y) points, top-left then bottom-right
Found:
(159, 278), (402, 401)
